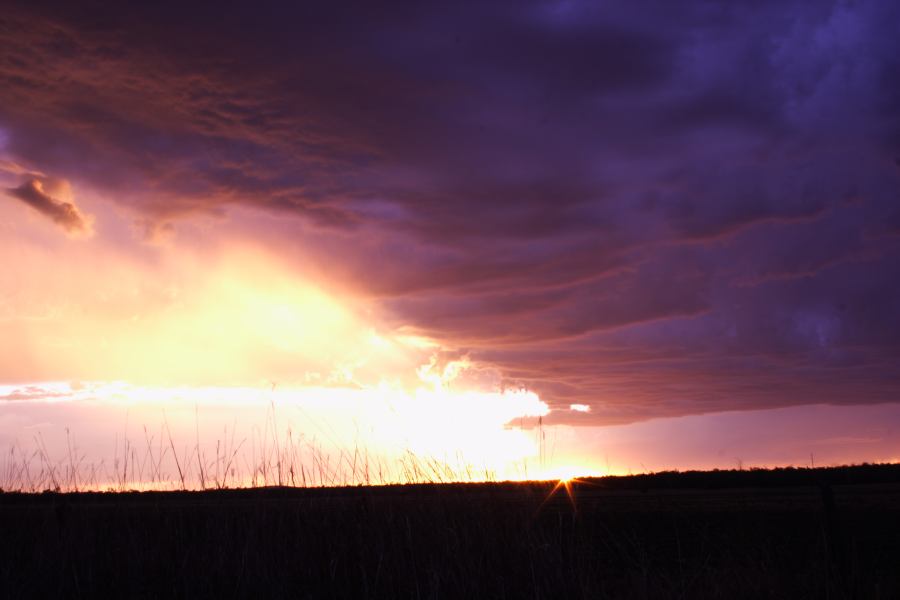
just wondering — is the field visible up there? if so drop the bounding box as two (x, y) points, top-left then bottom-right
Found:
(1, 464), (899, 599)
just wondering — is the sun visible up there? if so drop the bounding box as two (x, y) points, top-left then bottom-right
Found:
(536, 465), (599, 514)
(544, 465), (592, 483)
(543, 464), (603, 482)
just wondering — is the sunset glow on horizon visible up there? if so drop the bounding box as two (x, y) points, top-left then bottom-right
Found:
(2, 1), (899, 491)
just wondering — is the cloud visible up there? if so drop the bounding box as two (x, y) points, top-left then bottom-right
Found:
(0, 0), (898, 422)
(5, 178), (93, 236)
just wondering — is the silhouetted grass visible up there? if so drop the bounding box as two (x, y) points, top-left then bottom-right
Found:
(2, 413), (899, 597)
(1, 464), (899, 598)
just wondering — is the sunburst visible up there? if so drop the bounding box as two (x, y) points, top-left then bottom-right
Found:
(536, 467), (595, 515)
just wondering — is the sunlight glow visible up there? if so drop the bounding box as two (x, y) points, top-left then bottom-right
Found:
(542, 464), (600, 482)
(0, 380), (554, 490)
(0, 229), (420, 387)
(0, 216), (563, 489)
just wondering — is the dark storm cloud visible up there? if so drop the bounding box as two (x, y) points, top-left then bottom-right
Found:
(1, 0), (899, 422)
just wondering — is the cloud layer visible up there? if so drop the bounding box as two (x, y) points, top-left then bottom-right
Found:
(1, 0), (898, 423)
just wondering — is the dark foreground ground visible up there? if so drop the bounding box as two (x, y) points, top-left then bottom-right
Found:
(2, 464), (899, 599)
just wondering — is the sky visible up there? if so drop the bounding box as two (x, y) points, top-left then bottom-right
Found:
(1, 1), (899, 486)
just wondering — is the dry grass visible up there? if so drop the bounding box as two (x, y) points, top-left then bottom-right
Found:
(1, 408), (512, 493)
